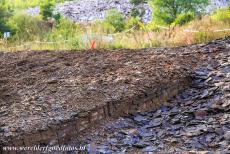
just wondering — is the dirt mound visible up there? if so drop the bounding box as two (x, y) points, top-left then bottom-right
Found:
(0, 37), (229, 148)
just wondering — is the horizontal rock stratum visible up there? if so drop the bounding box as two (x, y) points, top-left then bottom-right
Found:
(0, 37), (229, 153)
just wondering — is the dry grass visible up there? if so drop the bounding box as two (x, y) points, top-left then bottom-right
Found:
(1, 12), (229, 51)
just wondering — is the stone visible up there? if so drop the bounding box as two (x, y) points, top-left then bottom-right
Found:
(194, 110), (207, 120)
(185, 125), (207, 137)
(200, 90), (210, 98)
(108, 138), (118, 145)
(123, 136), (137, 146)
(133, 140), (150, 148)
(120, 129), (138, 135)
(149, 118), (162, 127)
(142, 146), (157, 152)
(223, 131), (230, 140)
(134, 115), (149, 124)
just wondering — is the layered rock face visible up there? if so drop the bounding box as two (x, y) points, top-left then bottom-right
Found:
(71, 37), (230, 153)
(26, 0), (229, 23)
(0, 36), (229, 154)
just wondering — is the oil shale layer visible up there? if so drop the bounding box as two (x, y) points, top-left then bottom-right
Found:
(0, 37), (230, 153)
(75, 39), (230, 153)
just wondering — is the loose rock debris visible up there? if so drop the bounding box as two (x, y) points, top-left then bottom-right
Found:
(26, 0), (229, 23)
(0, 37), (229, 153)
(71, 39), (230, 153)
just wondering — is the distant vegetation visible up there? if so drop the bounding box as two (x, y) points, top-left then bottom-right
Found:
(0, 0), (229, 51)
(0, 2), (13, 36)
(4, 0), (70, 9)
(150, 0), (209, 26)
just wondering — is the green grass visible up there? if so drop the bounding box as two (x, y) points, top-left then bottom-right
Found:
(0, 7), (230, 51)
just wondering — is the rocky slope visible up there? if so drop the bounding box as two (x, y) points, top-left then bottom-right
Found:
(26, 0), (229, 23)
(0, 36), (229, 153)
(71, 37), (230, 153)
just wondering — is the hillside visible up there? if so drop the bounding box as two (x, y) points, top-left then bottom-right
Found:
(26, 0), (229, 23)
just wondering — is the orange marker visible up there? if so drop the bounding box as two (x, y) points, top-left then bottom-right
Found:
(91, 40), (95, 49)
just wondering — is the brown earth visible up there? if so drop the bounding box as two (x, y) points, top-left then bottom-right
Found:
(0, 37), (229, 149)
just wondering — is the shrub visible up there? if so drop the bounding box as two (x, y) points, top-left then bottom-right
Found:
(193, 32), (209, 43)
(150, 0), (209, 25)
(173, 12), (195, 26)
(101, 21), (116, 33)
(211, 8), (230, 24)
(46, 18), (81, 48)
(130, 0), (146, 18)
(126, 17), (142, 30)
(53, 13), (61, 23)
(107, 42), (125, 49)
(130, 0), (147, 5)
(8, 13), (47, 41)
(104, 9), (126, 32)
(40, 0), (55, 21)
(0, 3), (14, 35)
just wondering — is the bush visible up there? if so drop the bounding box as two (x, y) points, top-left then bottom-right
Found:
(0, 3), (14, 35)
(173, 12), (195, 26)
(130, 0), (146, 18)
(150, 0), (209, 25)
(130, 0), (147, 5)
(126, 17), (142, 30)
(211, 8), (230, 24)
(8, 13), (47, 41)
(46, 18), (81, 48)
(104, 9), (126, 32)
(193, 32), (210, 43)
(40, 0), (55, 21)
(47, 18), (81, 40)
(107, 42), (125, 49)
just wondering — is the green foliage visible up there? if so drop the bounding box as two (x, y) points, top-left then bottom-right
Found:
(173, 12), (195, 26)
(104, 9), (126, 32)
(7, 12), (81, 48)
(193, 32), (209, 43)
(53, 13), (61, 23)
(40, 0), (55, 21)
(126, 17), (142, 30)
(47, 18), (80, 40)
(211, 7), (230, 24)
(0, 1), (14, 35)
(131, 8), (145, 18)
(130, 0), (146, 18)
(5, 0), (69, 9)
(107, 42), (125, 49)
(150, 0), (209, 25)
(8, 13), (46, 40)
(46, 18), (81, 48)
(130, 0), (147, 5)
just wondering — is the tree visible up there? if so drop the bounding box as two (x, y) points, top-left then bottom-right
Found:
(104, 9), (126, 32)
(150, 0), (209, 25)
(0, 1), (13, 35)
(173, 12), (195, 26)
(40, 0), (55, 21)
(40, 0), (61, 28)
(130, 0), (147, 18)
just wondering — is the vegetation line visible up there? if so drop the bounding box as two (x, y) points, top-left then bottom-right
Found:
(0, 0), (229, 51)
